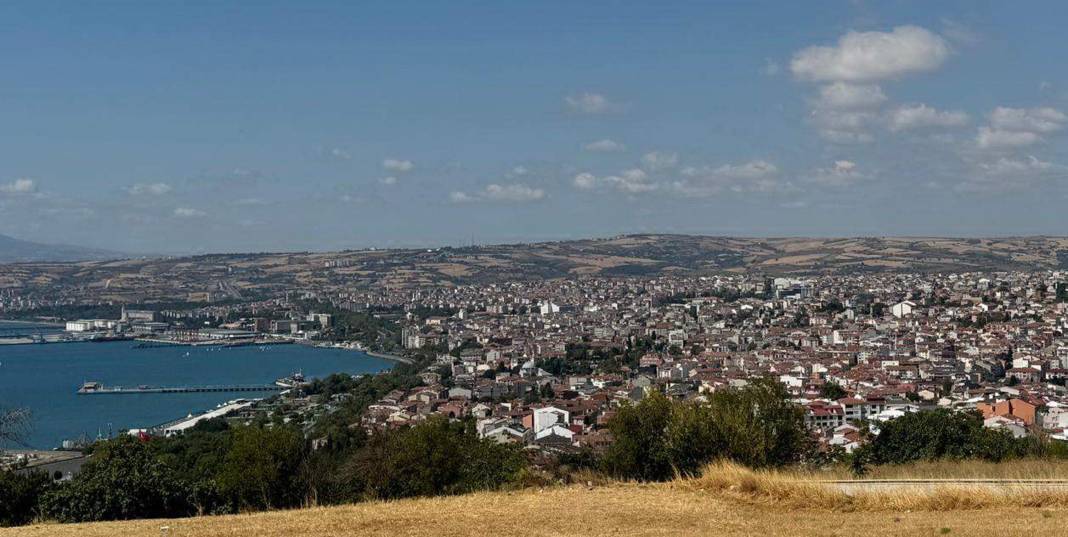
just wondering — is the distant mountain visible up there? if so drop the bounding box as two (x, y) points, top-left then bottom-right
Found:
(0, 234), (124, 263)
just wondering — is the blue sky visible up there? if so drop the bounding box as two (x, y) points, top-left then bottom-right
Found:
(1, 1), (1066, 253)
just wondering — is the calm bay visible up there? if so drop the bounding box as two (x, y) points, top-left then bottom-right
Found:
(0, 321), (391, 449)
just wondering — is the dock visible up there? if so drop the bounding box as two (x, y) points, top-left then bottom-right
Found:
(77, 382), (284, 395)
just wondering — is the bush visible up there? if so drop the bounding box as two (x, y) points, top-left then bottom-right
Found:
(41, 436), (195, 522)
(603, 378), (806, 481)
(343, 418), (526, 500)
(217, 426), (307, 511)
(0, 470), (50, 527)
(855, 409), (1042, 470)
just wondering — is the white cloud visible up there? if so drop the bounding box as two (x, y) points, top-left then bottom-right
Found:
(0, 178), (36, 194)
(988, 107), (1066, 134)
(887, 104), (969, 131)
(791, 25), (951, 83)
(448, 191), (476, 203)
(329, 148), (352, 160)
(126, 182), (173, 196)
(573, 172), (599, 189)
(565, 92), (620, 115)
(974, 107), (1065, 150)
(378, 176), (398, 185)
(976, 127), (1041, 149)
(959, 155), (1063, 192)
(817, 82), (887, 109)
(584, 139), (626, 153)
(808, 160), (867, 187)
(641, 151), (679, 171)
(604, 168), (658, 194)
(450, 183), (545, 203)
(810, 108), (878, 144)
(382, 158), (414, 173)
(572, 170), (658, 194)
(674, 160), (784, 195)
(173, 207), (206, 218)
(978, 155), (1053, 175)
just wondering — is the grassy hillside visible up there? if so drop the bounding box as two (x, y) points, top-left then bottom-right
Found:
(6, 235), (1068, 304)
(6, 462), (1068, 537)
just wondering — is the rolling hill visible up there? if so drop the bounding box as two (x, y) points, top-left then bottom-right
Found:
(3, 235), (1068, 303)
(0, 234), (123, 263)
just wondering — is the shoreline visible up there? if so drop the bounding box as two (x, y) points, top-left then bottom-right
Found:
(0, 318), (65, 327)
(364, 350), (415, 365)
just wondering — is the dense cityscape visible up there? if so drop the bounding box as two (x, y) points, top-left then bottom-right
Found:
(6, 269), (1068, 465)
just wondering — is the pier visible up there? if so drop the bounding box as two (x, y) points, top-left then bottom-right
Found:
(77, 382), (284, 395)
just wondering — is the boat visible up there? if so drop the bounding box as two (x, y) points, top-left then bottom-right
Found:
(274, 371), (307, 388)
(78, 381), (103, 394)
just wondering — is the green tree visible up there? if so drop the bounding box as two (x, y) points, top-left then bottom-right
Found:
(820, 382), (848, 400)
(0, 470), (51, 527)
(345, 418), (525, 500)
(857, 409), (1038, 468)
(217, 426), (306, 511)
(41, 436), (194, 522)
(602, 390), (675, 481)
(704, 378), (807, 468)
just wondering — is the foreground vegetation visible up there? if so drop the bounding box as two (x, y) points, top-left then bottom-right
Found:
(5, 462), (1068, 537)
(6, 376), (1068, 528)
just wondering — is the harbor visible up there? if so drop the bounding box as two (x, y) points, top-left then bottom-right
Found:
(77, 381), (285, 395)
(0, 335), (393, 449)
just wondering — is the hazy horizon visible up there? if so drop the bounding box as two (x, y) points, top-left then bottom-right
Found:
(2, 1), (1066, 254)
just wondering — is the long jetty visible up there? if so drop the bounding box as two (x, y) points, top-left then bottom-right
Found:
(77, 384), (284, 395)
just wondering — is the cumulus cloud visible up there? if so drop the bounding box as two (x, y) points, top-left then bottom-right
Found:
(817, 82), (887, 109)
(959, 155), (1063, 192)
(605, 169), (658, 194)
(810, 108), (879, 144)
(173, 207), (206, 218)
(674, 160), (784, 195)
(572, 169), (658, 194)
(976, 107), (1065, 149)
(378, 176), (398, 185)
(807, 160), (868, 187)
(449, 183), (545, 203)
(573, 172), (599, 189)
(887, 104), (969, 131)
(0, 178), (37, 194)
(382, 158), (414, 173)
(988, 107), (1066, 134)
(791, 25), (950, 83)
(125, 182), (173, 196)
(565, 92), (620, 115)
(584, 139), (626, 153)
(976, 127), (1041, 149)
(640, 151), (679, 171)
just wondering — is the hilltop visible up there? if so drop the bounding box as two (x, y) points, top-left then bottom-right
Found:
(3, 234), (1068, 303)
(0, 234), (124, 264)
(4, 467), (1066, 537)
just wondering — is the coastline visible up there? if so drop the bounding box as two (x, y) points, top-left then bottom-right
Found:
(0, 318), (65, 327)
(364, 350), (415, 365)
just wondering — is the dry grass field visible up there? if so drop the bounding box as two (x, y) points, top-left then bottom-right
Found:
(6, 462), (1068, 537)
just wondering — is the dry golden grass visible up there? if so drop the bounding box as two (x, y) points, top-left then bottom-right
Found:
(5, 463), (1068, 537)
(813, 459), (1068, 481)
(680, 461), (1068, 512)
